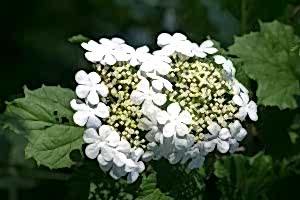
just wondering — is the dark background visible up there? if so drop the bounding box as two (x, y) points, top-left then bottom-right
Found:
(1, 0), (300, 200)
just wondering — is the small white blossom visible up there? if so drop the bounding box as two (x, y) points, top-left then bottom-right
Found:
(157, 32), (193, 57)
(125, 148), (145, 183)
(233, 92), (258, 121)
(231, 78), (249, 95)
(75, 70), (108, 105)
(81, 40), (105, 63)
(228, 120), (247, 153)
(204, 122), (231, 153)
(126, 46), (152, 66)
(156, 103), (192, 138)
(147, 73), (173, 92)
(191, 40), (218, 58)
(139, 50), (172, 77)
(70, 99), (109, 128)
(130, 78), (167, 108)
(214, 55), (236, 76)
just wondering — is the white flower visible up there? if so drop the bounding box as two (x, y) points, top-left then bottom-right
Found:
(181, 143), (207, 170)
(81, 40), (105, 63)
(142, 142), (162, 161)
(83, 125), (120, 159)
(233, 92), (258, 121)
(156, 103), (192, 138)
(125, 148), (145, 183)
(75, 70), (109, 105)
(228, 120), (247, 153)
(82, 38), (131, 65)
(191, 40), (218, 58)
(147, 72), (173, 92)
(157, 33), (193, 57)
(138, 105), (162, 143)
(130, 78), (167, 108)
(139, 50), (172, 77)
(126, 46), (152, 66)
(213, 55), (236, 75)
(70, 99), (109, 128)
(204, 122), (231, 153)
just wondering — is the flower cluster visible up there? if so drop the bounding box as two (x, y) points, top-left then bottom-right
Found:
(70, 33), (258, 183)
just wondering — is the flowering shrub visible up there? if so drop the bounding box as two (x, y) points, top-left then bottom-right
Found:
(70, 33), (258, 183)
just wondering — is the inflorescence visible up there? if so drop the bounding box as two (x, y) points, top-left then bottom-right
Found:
(70, 33), (258, 183)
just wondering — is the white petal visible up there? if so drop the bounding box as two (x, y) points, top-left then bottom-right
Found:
(178, 110), (192, 124)
(219, 128), (231, 140)
(98, 125), (112, 140)
(70, 99), (87, 111)
(163, 79), (173, 91)
(137, 161), (145, 173)
(229, 139), (239, 153)
(175, 123), (189, 137)
(174, 138), (188, 150)
(207, 122), (221, 136)
(200, 40), (214, 48)
(130, 90), (146, 105)
(116, 139), (131, 153)
(157, 33), (173, 47)
(87, 90), (99, 105)
(95, 83), (109, 97)
(137, 45), (149, 53)
(133, 148), (144, 161)
(216, 139), (230, 153)
(88, 72), (101, 84)
(86, 115), (102, 128)
(103, 54), (117, 66)
(168, 152), (182, 164)
(203, 140), (216, 153)
(156, 62), (172, 75)
(113, 152), (127, 167)
(81, 40), (101, 51)
(109, 166), (126, 180)
(84, 52), (103, 63)
(101, 146), (114, 161)
(75, 70), (89, 84)
(125, 159), (137, 172)
(188, 156), (205, 170)
(127, 171), (139, 183)
(156, 111), (170, 125)
(138, 118), (153, 131)
(163, 122), (176, 138)
(229, 120), (242, 136)
(246, 101), (258, 121)
(233, 95), (245, 107)
(106, 131), (120, 147)
(173, 33), (187, 41)
(236, 107), (247, 121)
(152, 79), (164, 91)
(240, 92), (249, 104)
(111, 37), (125, 44)
(214, 55), (226, 64)
(75, 85), (90, 99)
(85, 143), (100, 159)
(236, 128), (247, 142)
(97, 154), (112, 172)
(167, 102), (181, 117)
(152, 93), (166, 106)
(83, 128), (100, 143)
(204, 47), (218, 54)
(73, 111), (89, 126)
(94, 103), (109, 118)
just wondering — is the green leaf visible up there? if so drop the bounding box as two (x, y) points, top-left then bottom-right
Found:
(214, 153), (274, 200)
(68, 34), (90, 44)
(4, 85), (84, 169)
(137, 172), (173, 200)
(229, 21), (300, 109)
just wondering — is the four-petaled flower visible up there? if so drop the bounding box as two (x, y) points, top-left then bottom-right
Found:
(125, 148), (145, 183)
(233, 92), (258, 121)
(204, 122), (232, 153)
(70, 99), (109, 128)
(130, 78), (167, 109)
(191, 40), (218, 58)
(156, 102), (192, 138)
(75, 70), (109, 105)
(228, 120), (247, 153)
(126, 46), (152, 66)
